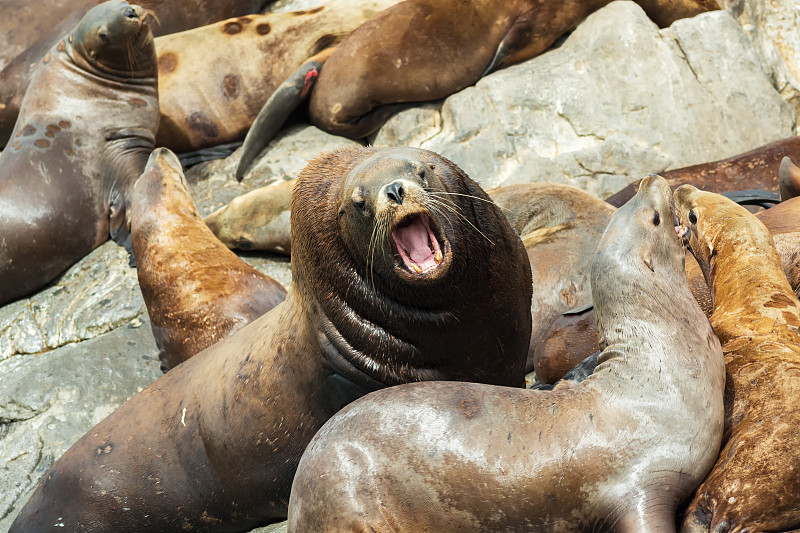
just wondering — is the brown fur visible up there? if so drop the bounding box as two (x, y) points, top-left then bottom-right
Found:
(131, 148), (286, 372)
(10, 146), (531, 531)
(606, 137), (800, 207)
(154, 0), (398, 152)
(0, 0), (267, 147)
(675, 185), (800, 532)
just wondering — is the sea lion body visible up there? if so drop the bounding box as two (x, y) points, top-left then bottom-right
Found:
(606, 136), (800, 207)
(154, 0), (399, 152)
(204, 178), (295, 254)
(131, 148), (286, 372)
(488, 182), (615, 373)
(0, 0), (268, 147)
(10, 146), (531, 531)
(675, 186), (800, 532)
(0, 0), (158, 306)
(287, 176), (725, 532)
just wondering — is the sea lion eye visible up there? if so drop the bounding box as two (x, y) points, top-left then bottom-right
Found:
(99, 32), (108, 42)
(652, 210), (660, 226)
(353, 200), (366, 211)
(689, 210), (698, 225)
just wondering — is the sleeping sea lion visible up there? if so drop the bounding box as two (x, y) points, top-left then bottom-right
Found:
(9, 146), (531, 531)
(0, 0), (158, 306)
(130, 147), (286, 372)
(286, 175), (725, 532)
(674, 185), (800, 532)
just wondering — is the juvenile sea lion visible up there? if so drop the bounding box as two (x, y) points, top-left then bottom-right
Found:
(204, 178), (295, 254)
(287, 175), (725, 532)
(0, 0), (268, 147)
(606, 136), (800, 207)
(674, 185), (800, 533)
(154, 0), (399, 153)
(131, 147), (286, 372)
(10, 146), (531, 531)
(0, 0), (158, 307)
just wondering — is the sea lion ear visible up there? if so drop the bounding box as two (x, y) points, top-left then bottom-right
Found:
(109, 193), (130, 245)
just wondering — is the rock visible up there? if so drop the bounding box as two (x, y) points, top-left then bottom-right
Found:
(371, 0), (795, 197)
(720, 0), (800, 121)
(0, 316), (162, 530)
(187, 124), (361, 217)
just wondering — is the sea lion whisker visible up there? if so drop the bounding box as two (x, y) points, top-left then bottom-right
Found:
(427, 197), (495, 245)
(429, 191), (510, 212)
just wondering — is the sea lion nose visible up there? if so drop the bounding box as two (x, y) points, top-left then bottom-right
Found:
(385, 181), (405, 205)
(124, 6), (139, 18)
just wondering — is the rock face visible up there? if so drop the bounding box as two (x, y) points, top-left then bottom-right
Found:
(373, 1), (795, 197)
(720, 0), (800, 122)
(0, 1), (797, 531)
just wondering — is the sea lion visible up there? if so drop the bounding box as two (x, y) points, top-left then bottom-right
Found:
(10, 146), (531, 531)
(674, 185), (800, 533)
(779, 155), (800, 201)
(204, 178), (295, 254)
(0, 0), (158, 307)
(487, 182), (615, 373)
(286, 175), (725, 532)
(130, 147), (287, 372)
(154, 0), (399, 153)
(0, 0), (268, 147)
(605, 136), (800, 207)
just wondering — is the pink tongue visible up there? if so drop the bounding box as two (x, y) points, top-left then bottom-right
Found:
(393, 217), (439, 272)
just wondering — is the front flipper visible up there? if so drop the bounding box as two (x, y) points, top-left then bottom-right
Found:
(235, 59), (325, 182)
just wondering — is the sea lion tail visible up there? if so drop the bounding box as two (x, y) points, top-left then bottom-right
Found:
(235, 61), (323, 182)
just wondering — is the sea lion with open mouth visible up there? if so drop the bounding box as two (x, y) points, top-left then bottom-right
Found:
(675, 185), (800, 533)
(286, 175), (725, 532)
(130, 147), (287, 372)
(0, 0), (158, 306)
(9, 146), (531, 532)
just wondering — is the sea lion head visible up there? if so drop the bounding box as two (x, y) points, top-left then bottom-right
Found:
(291, 146), (531, 388)
(591, 175), (686, 345)
(130, 147), (193, 239)
(673, 184), (776, 300)
(69, 0), (156, 78)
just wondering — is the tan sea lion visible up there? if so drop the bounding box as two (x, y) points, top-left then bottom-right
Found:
(606, 136), (800, 207)
(287, 175), (725, 532)
(154, 0), (399, 153)
(204, 178), (295, 254)
(9, 146), (531, 531)
(0, 0), (158, 307)
(674, 185), (800, 533)
(131, 147), (286, 372)
(779, 155), (800, 201)
(0, 0), (268, 147)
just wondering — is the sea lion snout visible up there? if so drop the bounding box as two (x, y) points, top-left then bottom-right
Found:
(384, 180), (405, 205)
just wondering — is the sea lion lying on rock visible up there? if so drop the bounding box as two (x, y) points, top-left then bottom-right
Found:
(286, 175), (725, 532)
(9, 146), (532, 532)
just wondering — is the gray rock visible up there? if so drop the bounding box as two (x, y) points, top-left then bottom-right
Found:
(371, 1), (795, 197)
(0, 242), (144, 361)
(721, 0), (800, 121)
(0, 316), (162, 530)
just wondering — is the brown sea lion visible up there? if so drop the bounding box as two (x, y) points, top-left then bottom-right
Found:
(9, 146), (531, 531)
(0, 0), (268, 147)
(286, 175), (725, 532)
(303, 0), (719, 141)
(606, 136), (800, 207)
(204, 178), (295, 254)
(154, 0), (399, 153)
(0, 0), (158, 307)
(779, 155), (800, 201)
(130, 147), (287, 372)
(487, 182), (615, 373)
(674, 185), (800, 533)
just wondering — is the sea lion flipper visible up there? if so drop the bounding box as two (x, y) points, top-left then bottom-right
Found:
(235, 60), (323, 182)
(720, 189), (780, 209)
(481, 9), (538, 77)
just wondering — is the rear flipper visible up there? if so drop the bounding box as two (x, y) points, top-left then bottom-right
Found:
(529, 350), (599, 390)
(236, 58), (325, 182)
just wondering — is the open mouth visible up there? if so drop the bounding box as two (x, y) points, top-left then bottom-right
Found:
(391, 213), (443, 274)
